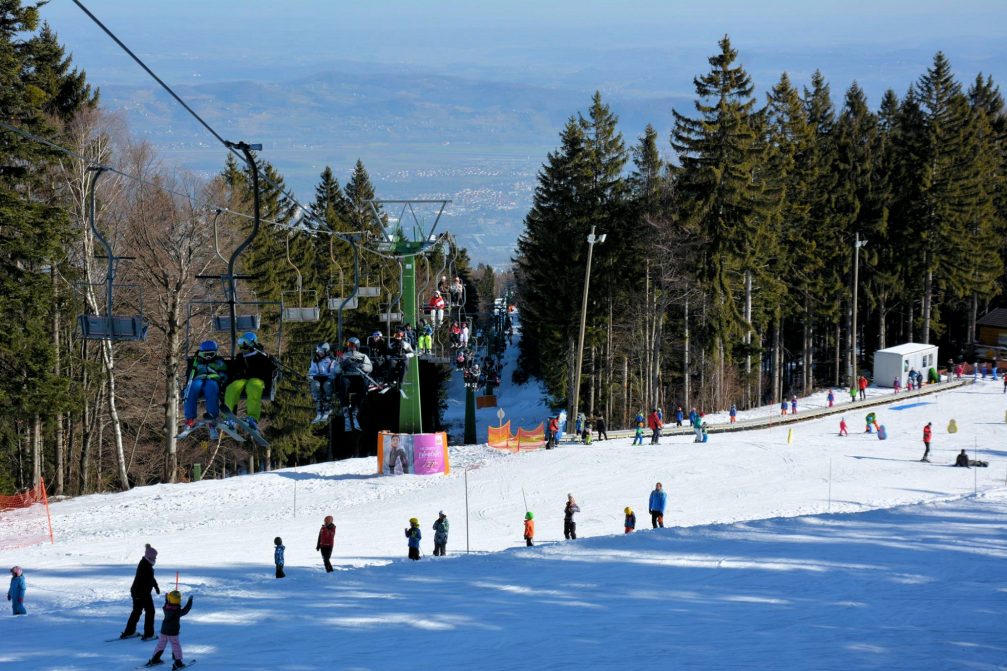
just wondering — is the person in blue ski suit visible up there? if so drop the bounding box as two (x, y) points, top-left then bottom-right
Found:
(308, 342), (337, 423)
(648, 482), (667, 528)
(7, 566), (26, 615)
(183, 340), (228, 428)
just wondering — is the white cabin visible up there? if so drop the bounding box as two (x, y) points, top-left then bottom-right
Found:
(872, 343), (939, 388)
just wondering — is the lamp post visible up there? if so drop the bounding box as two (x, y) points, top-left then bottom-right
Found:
(569, 226), (606, 431)
(849, 232), (868, 385)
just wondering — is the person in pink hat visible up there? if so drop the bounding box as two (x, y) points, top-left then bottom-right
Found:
(7, 566), (26, 615)
(120, 543), (160, 639)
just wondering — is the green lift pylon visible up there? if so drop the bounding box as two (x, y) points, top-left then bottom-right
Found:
(399, 255), (422, 433)
(368, 200), (450, 435)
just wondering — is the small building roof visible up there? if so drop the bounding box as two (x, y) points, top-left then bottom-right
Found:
(976, 308), (1007, 329)
(875, 342), (938, 356)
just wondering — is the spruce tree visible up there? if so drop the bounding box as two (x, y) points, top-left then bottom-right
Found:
(515, 119), (591, 397)
(671, 36), (775, 406)
(0, 2), (91, 491)
(910, 53), (986, 342)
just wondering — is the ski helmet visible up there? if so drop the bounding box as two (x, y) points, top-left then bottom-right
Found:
(346, 337), (360, 349)
(198, 340), (218, 353)
(371, 331), (382, 339)
(166, 590), (182, 605)
(316, 342), (330, 356)
(624, 507), (633, 515)
(409, 517), (419, 526)
(274, 536), (282, 546)
(238, 331), (257, 349)
(525, 511), (533, 520)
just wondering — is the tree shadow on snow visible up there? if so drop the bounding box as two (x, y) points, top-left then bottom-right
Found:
(4, 499), (1007, 671)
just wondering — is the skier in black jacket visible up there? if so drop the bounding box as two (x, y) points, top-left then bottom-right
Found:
(121, 543), (160, 640)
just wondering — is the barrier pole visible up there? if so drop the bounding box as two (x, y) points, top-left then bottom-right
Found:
(41, 476), (54, 544)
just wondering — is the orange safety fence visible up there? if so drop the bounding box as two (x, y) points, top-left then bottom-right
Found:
(488, 421), (514, 451)
(516, 422), (546, 451)
(0, 476), (54, 549)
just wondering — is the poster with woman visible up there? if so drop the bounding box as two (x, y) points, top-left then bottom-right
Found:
(377, 432), (450, 475)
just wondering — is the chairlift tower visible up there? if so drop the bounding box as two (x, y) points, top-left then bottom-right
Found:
(368, 199), (449, 434)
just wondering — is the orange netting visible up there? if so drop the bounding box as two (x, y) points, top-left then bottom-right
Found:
(0, 477), (54, 550)
(516, 422), (546, 451)
(488, 421), (514, 451)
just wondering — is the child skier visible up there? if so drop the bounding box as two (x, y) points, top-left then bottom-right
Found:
(564, 495), (580, 540)
(865, 412), (879, 433)
(849, 386), (857, 403)
(145, 590), (193, 669)
(729, 403), (737, 424)
(921, 422), (932, 462)
(274, 537), (285, 578)
(624, 507), (636, 534)
(790, 396), (797, 414)
(839, 418), (848, 437)
(523, 512), (535, 547)
(7, 566), (26, 615)
(632, 420), (645, 446)
(827, 389), (835, 408)
(780, 399), (788, 416)
(432, 512), (449, 556)
(893, 377), (901, 393)
(316, 516), (336, 573)
(405, 518), (422, 560)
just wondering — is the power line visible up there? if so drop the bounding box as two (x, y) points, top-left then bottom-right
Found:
(0, 118), (292, 231)
(70, 0), (330, 233)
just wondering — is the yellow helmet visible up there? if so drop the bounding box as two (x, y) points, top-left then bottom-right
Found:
(409, 517), (418, 526)
(166, 590), (182, 605)
(624, 507), (633, 514)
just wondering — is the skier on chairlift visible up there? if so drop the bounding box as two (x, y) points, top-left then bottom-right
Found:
(308, 342), (337, 424)
(180, 340), (228, 434)
(223, 331), (274, 434)
(335, 337), (373, 432)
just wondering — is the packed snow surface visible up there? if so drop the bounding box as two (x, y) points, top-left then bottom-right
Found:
(2, 382), (1007, 670)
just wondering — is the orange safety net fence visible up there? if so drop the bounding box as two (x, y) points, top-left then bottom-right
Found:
(0, 477), (54, 550)
(488, 421), (514, 451)
(516, 423), (546, 451)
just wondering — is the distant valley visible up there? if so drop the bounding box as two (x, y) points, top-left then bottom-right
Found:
(102, 68), (684, 266)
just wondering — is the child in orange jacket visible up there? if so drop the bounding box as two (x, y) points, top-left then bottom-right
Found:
(523, 512), (534, 547)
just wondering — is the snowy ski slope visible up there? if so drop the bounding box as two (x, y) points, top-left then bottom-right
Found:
(1, 382), (1006, 670)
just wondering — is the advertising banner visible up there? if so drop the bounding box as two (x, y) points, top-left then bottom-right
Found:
(377, 432), (450, 475)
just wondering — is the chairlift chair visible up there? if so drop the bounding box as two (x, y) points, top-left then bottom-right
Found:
(76, 166), (149, 342)
(281, 233), (320, 322)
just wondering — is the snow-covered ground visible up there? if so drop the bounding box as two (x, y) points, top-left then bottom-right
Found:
(2, 382), (1007, 670)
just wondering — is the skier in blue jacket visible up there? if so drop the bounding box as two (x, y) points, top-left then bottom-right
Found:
(7, 566), (26, 615)
(648, 483), (667, 528)
(406, 518), (422, 560)
(274, 537), (285, 578)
